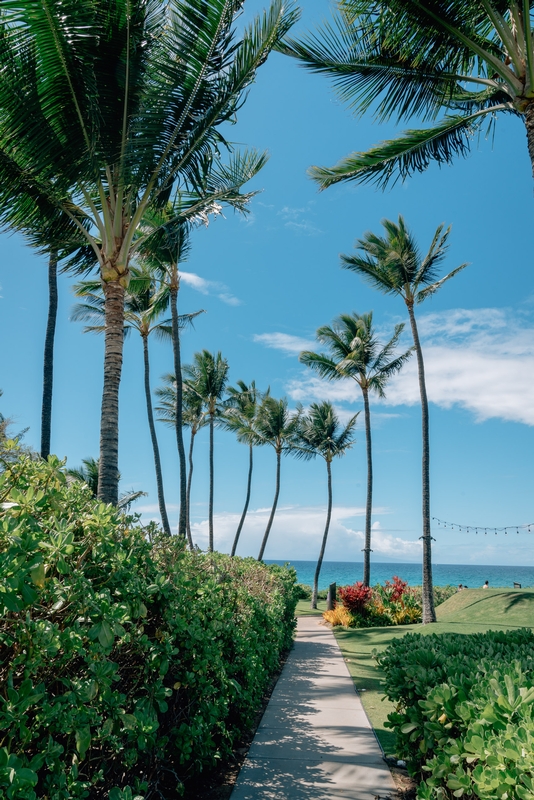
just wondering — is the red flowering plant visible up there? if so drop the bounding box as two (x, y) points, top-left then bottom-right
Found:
(338, 581), (373, 614)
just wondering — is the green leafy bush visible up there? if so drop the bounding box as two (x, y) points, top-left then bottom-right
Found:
(377, 628), (534, 799)
(0, 448), (298, 798)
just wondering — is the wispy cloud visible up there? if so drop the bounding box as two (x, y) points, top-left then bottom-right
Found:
(185, 505), (421, 561)
(180, 270), (241, 306)
(277, 205), (323, 236)
(286, 308), (534, 426)
(253, 332), (316, 355)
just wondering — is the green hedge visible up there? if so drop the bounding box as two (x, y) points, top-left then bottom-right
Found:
(378, 628), (534, 799)
(0, 448), (298, 798)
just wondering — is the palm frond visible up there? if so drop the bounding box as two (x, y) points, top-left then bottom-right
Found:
(415, 262), (469, 302)
(309, 109), (503, 189)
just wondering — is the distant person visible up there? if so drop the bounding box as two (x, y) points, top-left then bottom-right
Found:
(457, 584), (463, 591)
(482, 580), (489, 589)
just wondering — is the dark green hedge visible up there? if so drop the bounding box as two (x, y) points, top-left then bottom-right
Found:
(0, 448), (298, 798)
(378, 628), (534, 799)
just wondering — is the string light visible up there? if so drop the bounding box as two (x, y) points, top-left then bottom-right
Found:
(432, 518), (534, 535)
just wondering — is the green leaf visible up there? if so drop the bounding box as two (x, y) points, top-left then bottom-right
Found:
(98, 620), (114, 649)
(75, 726), (91, 760)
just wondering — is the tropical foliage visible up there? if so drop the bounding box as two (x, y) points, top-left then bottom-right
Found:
(294, 401), (357, 608)
(282, 0), (534, 188)
(341, 216), (468, 623)
(0, 448), (298, 799)
(300, 312), (412, 587)
(378, 628), (534, 799)
(0, 0), (296, 504)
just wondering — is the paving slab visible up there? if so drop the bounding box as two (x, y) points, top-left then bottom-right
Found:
(231, 616), (396, 800)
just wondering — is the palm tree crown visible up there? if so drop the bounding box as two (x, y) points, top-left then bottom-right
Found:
(282, 0), (534, 187)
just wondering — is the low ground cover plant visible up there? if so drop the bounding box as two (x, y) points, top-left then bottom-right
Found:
(0, 446), (298, 798)
(378, 628), (534, 799)
(323, 578), (454, 628)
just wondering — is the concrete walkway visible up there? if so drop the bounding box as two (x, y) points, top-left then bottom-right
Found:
(231, 616), (396, 800)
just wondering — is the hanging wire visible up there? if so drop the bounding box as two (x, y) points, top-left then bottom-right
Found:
(432, 517), (534, 534)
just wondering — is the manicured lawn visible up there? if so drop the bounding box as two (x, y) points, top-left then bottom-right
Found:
(297, 588), (534, 755)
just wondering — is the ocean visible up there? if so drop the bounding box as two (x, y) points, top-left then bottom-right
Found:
(264, 560), (534, 590)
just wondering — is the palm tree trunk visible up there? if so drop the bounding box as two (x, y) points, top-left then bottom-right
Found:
(525, 102), (534, 180)
(407, 303), (436, 624)
(98, 279), (125, 505)
(258, 447), (281, 561)
(170, 281), (187, 539)
(40, 249), (58, 459)
(142, 335), (171, 537)
(231, 443), (253, 557)
(186, 429), (196, 549)
(208, 411), (214, 552)
(362, 387), (373, 587)
(312, 459), (333, 609)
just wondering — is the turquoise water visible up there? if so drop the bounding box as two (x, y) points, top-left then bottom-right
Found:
(265, 560), (534, 590)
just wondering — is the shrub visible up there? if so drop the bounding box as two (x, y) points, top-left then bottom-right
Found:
(323, 606), (353, 627)
(338, 582), (374, 614)
(377, 628), (534, 799)
(0, 451), (298, 798)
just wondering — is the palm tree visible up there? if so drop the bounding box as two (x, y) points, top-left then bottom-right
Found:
(254, 396), (301, 561)
(221, 381), (264, 556)
(40, 250), (58, 459)
(72, 270), (201, 537)
(184, 351), (230, 552)
(156, 374), (207, 548)
(67, 457), (145, 510)
(282, 0), (534, 188)
(0, 0), (297, 504)
(300, 312), (413, 586)
(295, 402), (358, 608)
(341, 216), (468, 623)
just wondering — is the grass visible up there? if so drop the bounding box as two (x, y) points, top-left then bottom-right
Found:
(296, 588), (534, 755)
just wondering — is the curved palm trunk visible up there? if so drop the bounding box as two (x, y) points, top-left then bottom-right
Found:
(98, 279), (125, 505)
(40, 249), (58, 459)
(362, 387), (373, 587)
(208, 412), (214, 552)
(312, 459), (333, 609)
(407, 303), (436, 624)
(142, 335), (171, 537)
(231, 443), (253, 557)
(186, 428), (196, 549)
(258, 447), (281, 561)
(170, 279), (187, 539)
(525, 102), (534, 179)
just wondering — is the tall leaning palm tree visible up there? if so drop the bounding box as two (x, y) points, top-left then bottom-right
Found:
(300, 312), (413, 586)
(221, 380), (264, 556)
(254, 396), (301, 561)
(282, 0), (534, 187)
(295, 402), (358, 609)
(0, 0), (297, 504)
(341, 216), (468, 623)
(72, 270), (201, 537)
(156, 373), (207, 548)
(184, 351), (230, 552)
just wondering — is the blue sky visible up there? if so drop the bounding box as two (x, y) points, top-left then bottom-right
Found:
(0, 0), (533, 568)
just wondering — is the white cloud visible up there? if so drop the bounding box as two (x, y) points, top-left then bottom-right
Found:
(180, 271), (241, 306)
(287, 308), (534, 426)
(277, 205), (323, 236)
(253, 332), (316, 355)
(186, 505), (421, 561)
